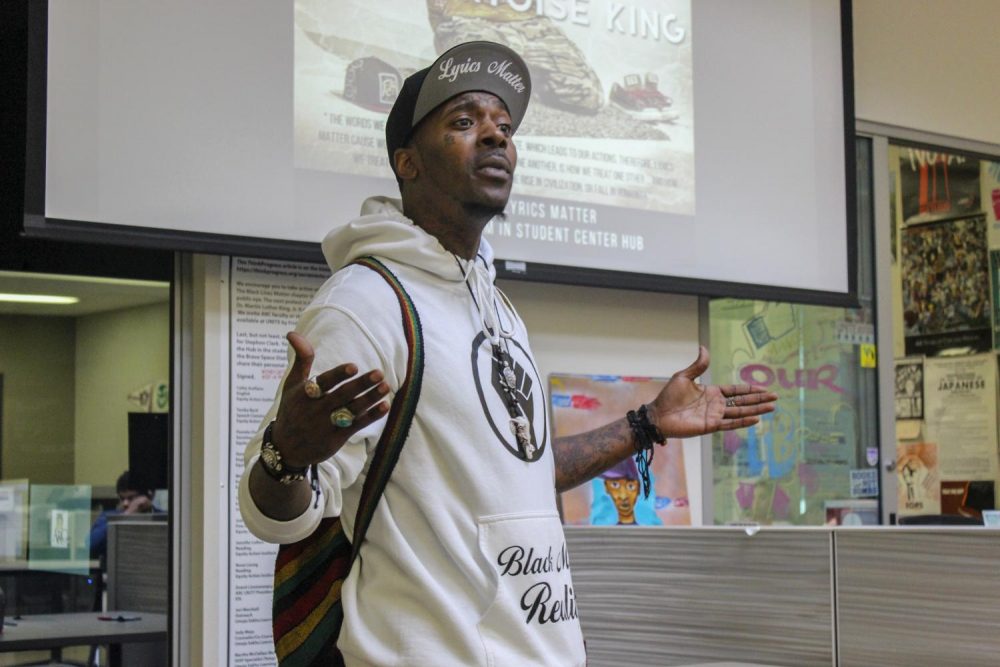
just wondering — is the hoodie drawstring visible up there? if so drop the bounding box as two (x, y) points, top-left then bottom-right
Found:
(458, 254), (516, 345)
(456, 255), (536, 459)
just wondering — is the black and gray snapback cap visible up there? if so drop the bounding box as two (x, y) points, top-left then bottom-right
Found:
(385, 41), (532, 173)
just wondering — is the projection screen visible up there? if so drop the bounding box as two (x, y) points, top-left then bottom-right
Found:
(26, 0), (856, 304)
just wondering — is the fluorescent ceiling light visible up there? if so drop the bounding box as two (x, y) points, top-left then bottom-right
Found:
(0, 293), (80, 305)
(0, 270), (167, 289)
(937, 346), (974, 357)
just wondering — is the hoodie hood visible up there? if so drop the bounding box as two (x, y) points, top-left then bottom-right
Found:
(323, 196), (518, 348)
(321, 196), (496, 284)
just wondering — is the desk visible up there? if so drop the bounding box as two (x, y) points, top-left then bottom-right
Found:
(0, 559), (100, 572)
(0, 611), (166, 666)
(0, 560), (101, 620)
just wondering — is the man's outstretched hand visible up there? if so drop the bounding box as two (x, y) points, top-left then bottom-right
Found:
(646, 346), (777, 439)
(271, 332), (390, 468)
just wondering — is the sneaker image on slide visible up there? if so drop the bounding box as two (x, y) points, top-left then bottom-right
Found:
(642, 73), (672, 110)
(609, 73), (673, 122)
(343, 56), (402, 112)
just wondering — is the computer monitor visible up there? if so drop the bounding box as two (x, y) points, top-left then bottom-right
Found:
(127, 413), (168, 493)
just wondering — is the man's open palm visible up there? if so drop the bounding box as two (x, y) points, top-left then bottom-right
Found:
(648, 346), (778, 438)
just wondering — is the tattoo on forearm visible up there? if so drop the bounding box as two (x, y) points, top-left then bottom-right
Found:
(553, 419), (635, 493)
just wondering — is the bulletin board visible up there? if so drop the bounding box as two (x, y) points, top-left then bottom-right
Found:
(889, 142), (1000, 520)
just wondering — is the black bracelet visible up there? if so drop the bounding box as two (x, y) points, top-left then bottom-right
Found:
(625, 405), (664, 499)
(259, 422), (322, 508)
(637, 405), (666, 446)
(626, 409), (651, 451)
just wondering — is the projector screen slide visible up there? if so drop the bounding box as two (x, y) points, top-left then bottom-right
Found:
(295, 1), (695, 217)
(32, 0), (855, 303)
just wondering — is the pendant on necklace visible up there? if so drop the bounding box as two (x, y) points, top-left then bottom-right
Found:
(510, 415), (534, 458)
(501, 362), (517, 390)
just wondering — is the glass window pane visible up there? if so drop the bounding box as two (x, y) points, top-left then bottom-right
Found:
(27, 484), (92, 575)
(709, 299), (879, 525)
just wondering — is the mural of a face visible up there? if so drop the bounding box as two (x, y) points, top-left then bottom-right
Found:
(604, 477), (640, 525)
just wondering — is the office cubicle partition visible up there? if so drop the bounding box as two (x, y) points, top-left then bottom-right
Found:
(107, 516), (168, 666)
(568, 528), (835, 667)
(568, 527), (1000, 667)
(836, 530), (1000, 666)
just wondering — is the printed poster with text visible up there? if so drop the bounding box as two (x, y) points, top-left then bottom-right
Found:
(294, 0), (693, 263)
(940, 480), (995, 520)
(898, 146), (981, 227)
(228, 257), (330, 667)
(896, 442), (941, 517)
(923, 354), (999, 482)
(894, 357), (923, 420)
(709, 300), (877, 526)
(898, 146), (991, 355)
(551, 374), (689, 527)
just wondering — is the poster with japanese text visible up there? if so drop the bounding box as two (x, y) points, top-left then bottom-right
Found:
(923, 354), (999, 481)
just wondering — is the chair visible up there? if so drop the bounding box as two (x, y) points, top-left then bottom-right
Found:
(104, 516), (168, 667)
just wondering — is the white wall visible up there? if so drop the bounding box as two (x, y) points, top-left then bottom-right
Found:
(500, 280), (703, 521)
(500, 281), (699, 381)
(853, 0), (1000, 145)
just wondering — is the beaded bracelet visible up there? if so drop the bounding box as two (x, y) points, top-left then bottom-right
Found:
(626, 405), (665, 499)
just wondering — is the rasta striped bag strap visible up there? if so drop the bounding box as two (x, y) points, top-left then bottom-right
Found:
(271, 256), (424, 667)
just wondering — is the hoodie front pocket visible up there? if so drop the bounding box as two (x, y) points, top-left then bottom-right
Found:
(476, 511), (586, 667)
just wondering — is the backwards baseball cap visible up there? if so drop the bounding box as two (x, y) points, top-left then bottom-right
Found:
(385, 40), (532, 174)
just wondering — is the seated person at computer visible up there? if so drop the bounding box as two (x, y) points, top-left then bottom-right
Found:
(89, 471), (160, 561)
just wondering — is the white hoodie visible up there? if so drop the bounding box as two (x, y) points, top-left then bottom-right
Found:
(239, 198), (586, 667)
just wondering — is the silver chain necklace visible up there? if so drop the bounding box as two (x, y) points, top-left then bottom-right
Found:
(457, 256), (535, 458)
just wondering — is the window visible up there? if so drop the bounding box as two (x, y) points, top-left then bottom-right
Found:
(0, 271), (170, 665)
